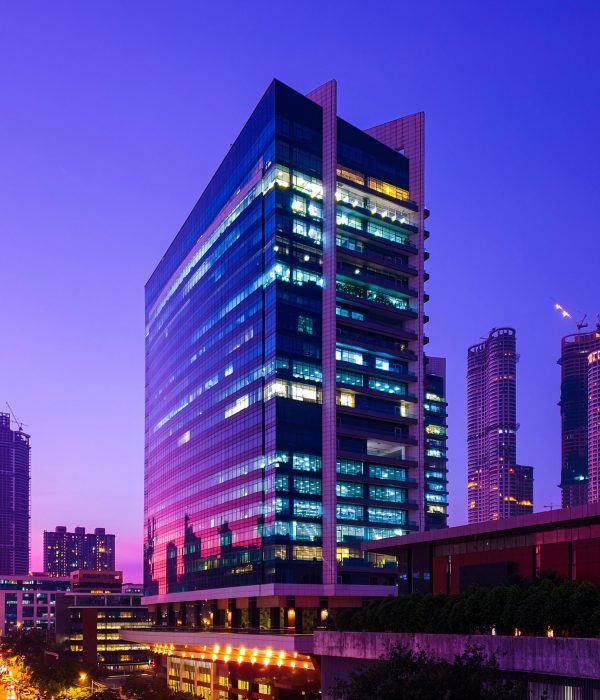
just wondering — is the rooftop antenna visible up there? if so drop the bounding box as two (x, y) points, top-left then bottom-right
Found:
(6, 402), (27, 432)
(554, 302), (588, 333)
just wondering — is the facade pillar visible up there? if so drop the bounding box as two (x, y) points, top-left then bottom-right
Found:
(307, 79), (338, 586)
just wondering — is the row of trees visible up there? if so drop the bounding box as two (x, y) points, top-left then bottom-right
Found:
(332, 578), (600, 637)
(0, 628), (96, 699)
(122, 674), (193, 700)
(1, 629), (194, 700)
(330, 644), (524, 700)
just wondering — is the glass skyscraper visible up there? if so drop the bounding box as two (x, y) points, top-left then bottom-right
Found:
(134, 79), (445, 699)
(0, 412), (30, 575)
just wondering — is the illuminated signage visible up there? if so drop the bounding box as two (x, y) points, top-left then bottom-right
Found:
(589, 351), (600, 364)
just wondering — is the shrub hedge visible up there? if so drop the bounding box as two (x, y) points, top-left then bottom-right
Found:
(331, 578), (600, 637)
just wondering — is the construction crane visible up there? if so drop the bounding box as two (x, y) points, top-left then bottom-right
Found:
(6, 402), (27, 432)
(553, 302), (588, 332)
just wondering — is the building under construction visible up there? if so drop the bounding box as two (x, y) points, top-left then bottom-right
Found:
(0, 411), (30, 574)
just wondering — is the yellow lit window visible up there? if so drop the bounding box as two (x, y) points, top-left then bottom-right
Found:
(224, 394), (249, 418)
(427, 505), (447, 514)
(337, 391), (355, 407)
(293, 545), (323, 560)
(367, 177), (409, 201)
(336, 166), (365, 186)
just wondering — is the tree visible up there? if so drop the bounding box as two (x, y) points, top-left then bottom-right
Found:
(329, 643), (524, 700)
(121, 674), (193, 700)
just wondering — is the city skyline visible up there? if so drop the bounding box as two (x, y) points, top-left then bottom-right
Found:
(1, 2), (598, 581)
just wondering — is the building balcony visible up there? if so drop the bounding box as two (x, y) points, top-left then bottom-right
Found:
(337, 262), (418, 297)
(337, 220), (418, 256)
(336, 313), (417, 343)
(336, 287), (418, 319)
(336, 328), (417, 360)
(334, 471), (419, 489)
(335, 176), (419, 213)
(337, 404), (417, 426)
(337, 449), (419, 472)
(337, 244), (418, 277)
(336, 421), (417, 446)
(336, 359), (417, 383)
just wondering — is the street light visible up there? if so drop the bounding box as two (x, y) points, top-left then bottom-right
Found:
(79, 673), (98, 694)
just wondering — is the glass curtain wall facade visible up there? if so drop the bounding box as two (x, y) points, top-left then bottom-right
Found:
(424, 357), (449, 529)
(0, 412), (30, 575)
(467, 328), (533, 523)
(144, 80), (437, 601)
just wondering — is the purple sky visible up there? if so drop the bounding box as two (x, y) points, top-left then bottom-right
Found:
(1, 2), (598, 581)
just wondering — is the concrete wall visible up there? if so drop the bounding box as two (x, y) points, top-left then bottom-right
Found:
(315, 631), (600, 698)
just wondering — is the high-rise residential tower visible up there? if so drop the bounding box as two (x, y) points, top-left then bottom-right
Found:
(43, 526), (115, 576)
(129, 79), (444, 700)
(467, 328), (533, 523)
(588, 348), (600, 503)
(0, 412), (30, 574)
(559, 328), (600, 506)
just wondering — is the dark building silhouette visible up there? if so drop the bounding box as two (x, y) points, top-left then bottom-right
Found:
(43, 526), (115, 576)
(0, 412), (30, 574)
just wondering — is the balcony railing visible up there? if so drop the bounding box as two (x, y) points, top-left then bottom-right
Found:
(336, 281), (415, 313)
